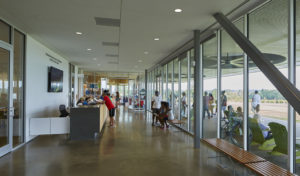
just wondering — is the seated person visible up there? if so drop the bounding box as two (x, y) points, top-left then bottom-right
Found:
(87, 96), (96, 105)
(253, 105), (272, 139)
(157, 101), (170, 129)
(258, 122), (272, 140)
(236, 107), (243, 117)
(224, 105), (236, 119)
(83, 97), (90, 105)
(236, 107), (243, 119)
(76, 97), (85, 106)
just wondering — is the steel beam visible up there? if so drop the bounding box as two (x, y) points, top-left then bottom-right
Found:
(217, 29), (222, 139)
(213, 12), (300, 114)
(194, 30), (201, 148)
(187, 51), (191, 132)
(145, 70), (148, 115)
(179, 59), (181, 121)
(172, 61), (175, 115)
(288, 0), (296, 173)
(243, 14), (249, 151)
(199, 44), (203, 138)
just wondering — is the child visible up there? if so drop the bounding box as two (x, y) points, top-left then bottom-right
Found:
(101, 90), (115, 126)
(158, 101), (170, 129)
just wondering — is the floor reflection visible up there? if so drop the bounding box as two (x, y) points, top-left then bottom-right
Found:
(0, 105), (256, 176)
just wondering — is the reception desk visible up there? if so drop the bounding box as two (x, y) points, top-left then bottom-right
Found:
(70, 104), (108, 140)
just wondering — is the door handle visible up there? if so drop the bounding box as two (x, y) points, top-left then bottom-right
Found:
(9, 107), (14, 116)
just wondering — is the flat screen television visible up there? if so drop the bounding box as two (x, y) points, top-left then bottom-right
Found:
(48, 66), (63, 92)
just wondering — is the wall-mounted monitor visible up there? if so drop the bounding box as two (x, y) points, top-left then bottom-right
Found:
(48, 66), (63, 92)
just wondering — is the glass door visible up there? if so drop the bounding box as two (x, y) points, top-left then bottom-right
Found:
(0, 45), (13, 156)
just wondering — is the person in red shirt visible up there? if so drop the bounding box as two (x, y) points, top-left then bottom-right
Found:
(101, 90), (115, 126)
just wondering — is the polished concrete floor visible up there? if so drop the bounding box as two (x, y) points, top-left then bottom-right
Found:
(0, 107), (256, 176)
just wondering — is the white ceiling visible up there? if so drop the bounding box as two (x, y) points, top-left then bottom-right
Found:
(0, 0), (248, 73)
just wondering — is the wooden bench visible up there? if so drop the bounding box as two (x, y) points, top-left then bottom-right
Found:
(203, 138), (295, 175)
(203, 138), (265, 164)
(168, 119), (185, 125)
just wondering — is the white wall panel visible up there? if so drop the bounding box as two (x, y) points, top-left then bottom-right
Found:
(25, 36), (69, 142)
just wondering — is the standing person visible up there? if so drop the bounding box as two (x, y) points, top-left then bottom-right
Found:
(181, 92), (187, 118)
(203, 91), (210, 119)
(115, 91), (120, 108)
(252, 90), (261, 114)
(208, 93), (214, 118)
(101, 90), (115, 126)
(221, 91), (227, 118)
(151, 90), (162, 126)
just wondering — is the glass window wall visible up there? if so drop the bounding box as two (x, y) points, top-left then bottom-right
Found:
(248, 0), (288, 170)
(189, 49), (195, 133)
(167, 61), (173, 113)
(13, 29), (25, 147)
(203, 37), (218, 138)
(163, 64), (167, 101)
(180, 53), (188, 129)
(220, 18), (244, 147)
(145, 0), (300, 172)
(173, 58), (180, 120)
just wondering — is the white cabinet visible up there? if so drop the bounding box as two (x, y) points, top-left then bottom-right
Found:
(30, 117), (70, 135)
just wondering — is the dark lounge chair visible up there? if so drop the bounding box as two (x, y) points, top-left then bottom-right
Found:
(59, 105), (69, 117)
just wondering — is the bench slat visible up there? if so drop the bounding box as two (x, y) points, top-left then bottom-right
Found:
(246, 161), (294, 176)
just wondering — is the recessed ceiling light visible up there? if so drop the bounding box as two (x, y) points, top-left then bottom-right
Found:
(154, 38), (159, 41)
(138, 60), (143, 63)
(174, 9), (183, 13)
(87, 48), (92, 51)
(144, 51), (149, 55)
(93, 58), (97, 61)
(76, 32), (82, 35)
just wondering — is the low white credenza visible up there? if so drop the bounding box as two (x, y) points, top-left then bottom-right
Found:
(30, 117), (70, 135)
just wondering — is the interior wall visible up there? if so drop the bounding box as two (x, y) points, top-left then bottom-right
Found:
(25, 36), (69, 142)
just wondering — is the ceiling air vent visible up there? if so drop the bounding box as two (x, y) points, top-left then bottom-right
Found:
(102, 42), (119, 47)
(108, 61), (119, 64)
(106, 54), (119, 58)
(95, 17), (120, 27)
